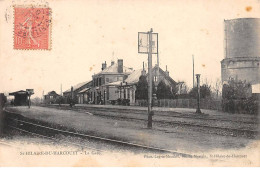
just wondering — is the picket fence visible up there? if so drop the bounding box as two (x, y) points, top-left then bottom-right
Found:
(136, 99), (222, 111)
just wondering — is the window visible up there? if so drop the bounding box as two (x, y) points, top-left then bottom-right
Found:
(154, 76), (157, 82)
(99, 78), (102, 86)
(127, 89), (130, 99)
(106, 78), (109, 83)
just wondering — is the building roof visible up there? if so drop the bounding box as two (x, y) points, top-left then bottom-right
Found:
(9, 90), (28, 96)
(156, 67), (177, 85)
(124, 66), (176, 86)
(125, 69), (143, 84)
(46, 91), (60, 96)
(78, 88), (90, 94)
(94, 63), (134, 76)
(64, 80), (91, 93)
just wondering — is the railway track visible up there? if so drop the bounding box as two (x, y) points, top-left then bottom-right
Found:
(4, 113), (192, 157)
(7, 124), (105, 152)
(46, 104), (258, 124)
(43, 105), (259, 139)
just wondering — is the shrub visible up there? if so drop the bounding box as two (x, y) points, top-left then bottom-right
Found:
(122, 99), (130, 106)
(189, 84), (211, 99)
(221, 79), (258, 114)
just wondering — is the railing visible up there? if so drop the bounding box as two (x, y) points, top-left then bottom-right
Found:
(136, 99), (222, 111)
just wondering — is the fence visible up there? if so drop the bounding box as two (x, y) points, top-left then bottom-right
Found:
(136, 99), (222, 111)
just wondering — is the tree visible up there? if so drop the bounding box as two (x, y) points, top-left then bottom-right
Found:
(55, 96), (65, 105)
(156, 80), (174, 99)
(135, 76), (148, 100)
(31, 97), (41, 105)
(189, 84), (211, 99)
(222, 79), (251, 100)
(212, 78), (222, 99)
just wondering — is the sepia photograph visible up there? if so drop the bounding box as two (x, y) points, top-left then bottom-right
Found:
(0, 0), (259, 167)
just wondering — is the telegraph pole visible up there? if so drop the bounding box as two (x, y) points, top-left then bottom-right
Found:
(61, 84), (63, 96)
(196, 74), (202, 114)
(147, 28), (153, 128)
(193, 55), (195, 88)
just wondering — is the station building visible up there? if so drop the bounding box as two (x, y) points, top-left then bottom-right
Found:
(89, 59), (134, 104)
(63, 59), (177, 105)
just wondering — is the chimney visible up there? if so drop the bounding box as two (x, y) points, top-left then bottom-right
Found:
(141, 61), (146, 76)
(111, 60), (115, 66)
(165, 65), (169, 76)
(101, 61), (107, 70)
(118, 59), (123, 73)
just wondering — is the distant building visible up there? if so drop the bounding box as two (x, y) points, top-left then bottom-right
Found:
(44, 91), (60, 104)
(221, 18), (260, 85)
(9, 90), (28, 106)
(63, 80), (92, 104)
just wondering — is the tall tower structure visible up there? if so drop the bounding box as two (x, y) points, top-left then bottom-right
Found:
(221, 18), (260, 85)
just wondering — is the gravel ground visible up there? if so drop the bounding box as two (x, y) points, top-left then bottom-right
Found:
(4, 106), (258, 154)
(1, 125), (160, 154)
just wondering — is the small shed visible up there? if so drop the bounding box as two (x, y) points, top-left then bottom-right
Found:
(9, 90), (28, 106)
(77, 88), (90, 104)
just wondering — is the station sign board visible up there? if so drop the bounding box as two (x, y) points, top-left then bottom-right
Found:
(138, 32), (158, 54)
(26, 89), (34, 95)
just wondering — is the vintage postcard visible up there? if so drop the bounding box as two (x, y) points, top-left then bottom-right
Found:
(0, 0), (259, 167)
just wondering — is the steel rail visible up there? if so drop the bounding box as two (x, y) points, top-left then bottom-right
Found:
(6, 116), (192, 157)
(44, 106), (257, 137)
(7, 124), (105, 152)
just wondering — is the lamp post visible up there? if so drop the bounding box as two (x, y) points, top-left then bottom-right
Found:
(196, 74), (202, 114)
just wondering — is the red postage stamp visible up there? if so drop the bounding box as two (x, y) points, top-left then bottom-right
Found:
(14, 7), (51, 50)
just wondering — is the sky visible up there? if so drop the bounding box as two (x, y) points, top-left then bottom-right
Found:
(1, 0), (260, 98)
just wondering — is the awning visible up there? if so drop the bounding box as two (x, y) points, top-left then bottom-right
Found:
(78, 88), (90, 94)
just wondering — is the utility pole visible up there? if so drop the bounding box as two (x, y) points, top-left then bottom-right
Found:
(193, 54), (195, 88)
(138, 28), (158, 129)
(42, 90), (44, 103)
(154, 49), (160, 92)
(60, 84), (62, 96)
(70, 86), (74, 107)
(147, 28), (153, 128)
(196, 74), (202, 114)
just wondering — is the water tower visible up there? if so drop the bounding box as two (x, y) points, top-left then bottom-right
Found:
(221, 18), (260, 85)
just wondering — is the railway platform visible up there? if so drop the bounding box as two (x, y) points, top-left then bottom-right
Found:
(3, 105), (259, 156)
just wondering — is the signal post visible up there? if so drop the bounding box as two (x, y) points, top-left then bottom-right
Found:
(138, 28), (158, 128)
